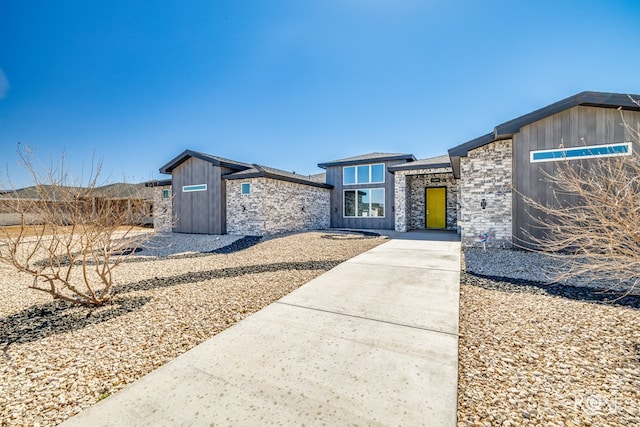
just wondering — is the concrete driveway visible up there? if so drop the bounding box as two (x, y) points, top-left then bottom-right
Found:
(62, 230), (461, 426)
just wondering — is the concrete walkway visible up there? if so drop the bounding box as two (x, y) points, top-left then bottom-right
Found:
(62, 231), (461, 426)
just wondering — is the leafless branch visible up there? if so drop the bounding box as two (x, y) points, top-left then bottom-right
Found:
(521, 110), (640, 294)
(0, 146), (154, 306)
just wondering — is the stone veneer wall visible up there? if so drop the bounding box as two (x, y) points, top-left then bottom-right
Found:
(394, 173), (409, 232)
(459, 139), (513, 247)
(394, 168), (458, 232)
(226, 178), (330, 236)
(407, 172), (458, 230)
(152, 186), (173, 232)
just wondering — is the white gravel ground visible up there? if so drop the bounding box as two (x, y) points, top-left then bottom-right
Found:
(0, 230), (386, 426)
(3, 229), (639, 426)
(459, 248), (640, 426)
(464, 247), (637, 294)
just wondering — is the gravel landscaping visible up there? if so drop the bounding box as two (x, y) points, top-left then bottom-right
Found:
(459, 249), (640, 426)
(0, 230), (386, 426)
(4, 228), (639, 426)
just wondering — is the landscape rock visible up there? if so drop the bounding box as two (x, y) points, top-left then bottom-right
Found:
(0, 231), (385, 426)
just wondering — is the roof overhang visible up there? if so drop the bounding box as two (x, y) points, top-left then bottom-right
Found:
(159, 150), (250, 174)
(447, 91), (640, 178)
(144, 179), (172, 187)
(224, 168), (333, 189)
(317, 154), (416, 169)
(388, 161), (451, 173)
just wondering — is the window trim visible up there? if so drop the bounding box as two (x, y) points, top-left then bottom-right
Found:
(530, 142), (632, 163)
(241, 182), (251, 195)
(343, 163), (385, 185)
(343, 188), (386, 218)
(183, 184), (207, 192)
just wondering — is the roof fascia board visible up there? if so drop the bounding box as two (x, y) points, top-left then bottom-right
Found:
(448, 91), (640, 163)
(224, 170), (333, 189)
(317, 154), (416, 169)
(144, 179), (172, 187)
(388, 162), (452, 172)
(159, 150), (249, 174)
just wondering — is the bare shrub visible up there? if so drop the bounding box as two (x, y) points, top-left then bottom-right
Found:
(0, 147), (154, 306)
(522, 105), (640, 293)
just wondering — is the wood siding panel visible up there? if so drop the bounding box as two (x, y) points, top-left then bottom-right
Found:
(513, 106), (640, 248)
(325, 160), (406, 229)
(172, 157), (225, 234)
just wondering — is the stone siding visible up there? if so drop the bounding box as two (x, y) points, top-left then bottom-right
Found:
(407, 172), (458, 230)
(394, 168), (458, 232)
(459, 139), (513, 248)
(394, 173), (409, 232)
(152, 186), (173, 232)
(226, 178), (330, 236)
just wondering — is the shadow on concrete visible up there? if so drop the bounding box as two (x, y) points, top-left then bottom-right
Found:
(394, 230), (460, 242)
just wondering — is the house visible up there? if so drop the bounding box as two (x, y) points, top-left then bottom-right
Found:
(151, 91), (640, 248)
(153, 150), (332, 236)
(449, 91), (640, 248)
(1, 183), (156, 227)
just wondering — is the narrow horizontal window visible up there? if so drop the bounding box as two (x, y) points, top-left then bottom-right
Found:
(241, 182), (251, 195)
(183, 184), (207, 192)
(530, 142), (632, 163)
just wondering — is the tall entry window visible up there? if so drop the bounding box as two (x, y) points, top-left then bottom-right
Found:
(343, 164), (385, 185)
(344, 189), (385, 217)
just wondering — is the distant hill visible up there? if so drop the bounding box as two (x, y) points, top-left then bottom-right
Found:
(0, 183), (154, 201)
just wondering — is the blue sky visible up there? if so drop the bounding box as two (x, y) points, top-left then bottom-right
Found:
(1, 0), (639, 188)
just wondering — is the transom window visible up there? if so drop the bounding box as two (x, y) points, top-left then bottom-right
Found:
(344, 189), (385, 217)
(183, 184), (207, 192)
(530, 142), (632, 163)
(343, 163), (385, 185)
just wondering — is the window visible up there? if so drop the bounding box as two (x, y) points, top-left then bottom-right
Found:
(162, 189), (170, 199)
(344, 189), (385, 217)
(183, 184), (207, 192)
(370, 164), (384, 183)
(530, 142), (632, 163)
(343, 164), (385, 185)
(344, 167), (356, 185)
(241, 182), (251, 195)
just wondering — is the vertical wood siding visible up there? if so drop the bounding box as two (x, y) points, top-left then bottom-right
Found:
(512, 106), (640, 248)
(325, 160), (407, 229)
(172, 157), (226, 234)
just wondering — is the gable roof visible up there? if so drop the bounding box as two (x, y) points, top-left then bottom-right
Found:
(144, 179), (172, 187)
(448, 91), (640, 177)
(159, 149), (252, 174)
(224, 164), (333, 189)
(308, 172), (327, 183)
(387, 154), (451, 172)
(317, 152), (416, 168)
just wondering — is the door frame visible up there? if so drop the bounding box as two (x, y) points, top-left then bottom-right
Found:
(425, 186), (447, 229)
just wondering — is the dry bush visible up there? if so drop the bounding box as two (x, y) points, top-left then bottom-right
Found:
(0, 147), (154, 306)
(523, 106), (640, 293)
